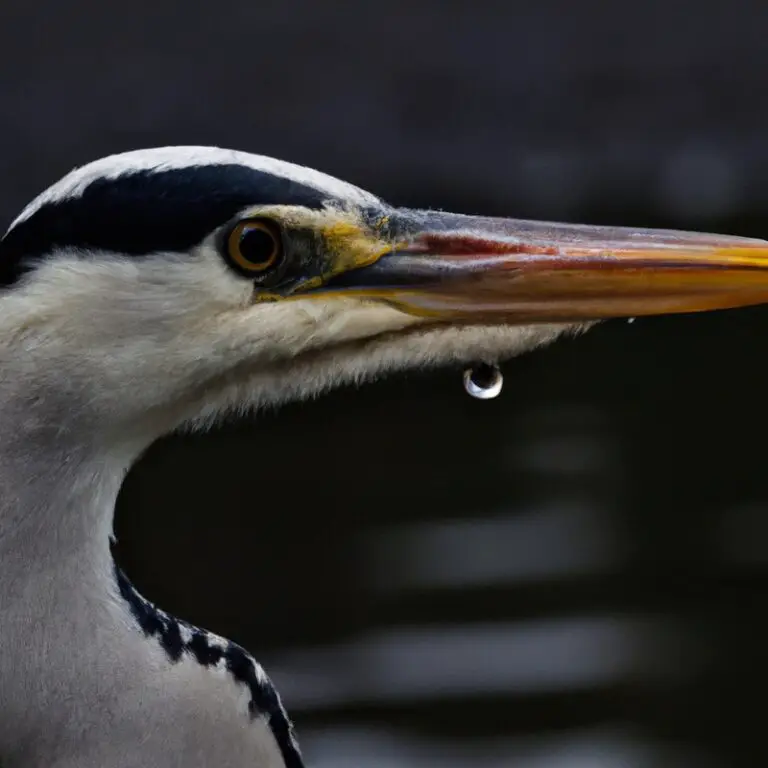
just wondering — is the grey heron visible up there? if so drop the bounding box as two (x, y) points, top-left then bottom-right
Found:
(2, 145), (768, 768)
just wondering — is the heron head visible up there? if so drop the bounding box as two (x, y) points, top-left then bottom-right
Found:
(2, 146), (768, 438)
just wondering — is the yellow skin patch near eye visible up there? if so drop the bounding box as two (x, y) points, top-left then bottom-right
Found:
(240, 205), (401, 300)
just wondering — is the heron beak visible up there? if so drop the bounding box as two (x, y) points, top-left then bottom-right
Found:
(325, 209), (768, 322)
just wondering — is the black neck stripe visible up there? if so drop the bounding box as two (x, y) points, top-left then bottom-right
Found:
(114, 562), (305, 768)
(0, 164), (333, 287)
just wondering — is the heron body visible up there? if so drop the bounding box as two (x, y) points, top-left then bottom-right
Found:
(2, 146), (768, 767)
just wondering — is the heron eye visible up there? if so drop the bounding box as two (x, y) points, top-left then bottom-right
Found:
(227, 219), (283, 275)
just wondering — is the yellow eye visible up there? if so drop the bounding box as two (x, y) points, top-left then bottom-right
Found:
(227, 219), (283, 275)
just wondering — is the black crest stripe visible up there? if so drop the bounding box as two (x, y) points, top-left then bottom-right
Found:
(0, 164), (332, 287)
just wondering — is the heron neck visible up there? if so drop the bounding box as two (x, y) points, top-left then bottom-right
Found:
(0, 402), (135, 591)
(0, 403), (306, 768)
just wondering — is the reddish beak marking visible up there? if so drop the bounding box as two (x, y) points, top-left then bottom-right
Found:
(328, 214), (768, 323)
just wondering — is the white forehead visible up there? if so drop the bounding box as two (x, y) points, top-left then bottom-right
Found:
(9, 145), (379, 231)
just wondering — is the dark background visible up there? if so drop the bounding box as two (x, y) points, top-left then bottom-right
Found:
(2, 2), (768, 766)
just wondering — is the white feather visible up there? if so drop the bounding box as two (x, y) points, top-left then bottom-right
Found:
(7, 145), (379, 233)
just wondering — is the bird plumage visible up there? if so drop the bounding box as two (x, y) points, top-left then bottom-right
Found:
(1, 147), (378, 287)
(3, 145), (765, 767)
(0, 147), (573, 767)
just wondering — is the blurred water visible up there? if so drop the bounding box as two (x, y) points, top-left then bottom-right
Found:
(273, 617), (647, 707)
(368, 502), (622, 590)
(300, 726), (722, 768)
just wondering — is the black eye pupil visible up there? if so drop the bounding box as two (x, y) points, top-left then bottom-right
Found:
(240, 227), (276, 265)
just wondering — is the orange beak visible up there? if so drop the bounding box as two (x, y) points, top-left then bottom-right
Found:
(327, 210), (768, 323)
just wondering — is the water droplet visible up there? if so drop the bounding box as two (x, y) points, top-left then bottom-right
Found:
(463, 363), (503, 400)
(627, 317), (636, 324)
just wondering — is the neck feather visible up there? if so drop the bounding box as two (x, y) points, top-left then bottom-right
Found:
(0, 397), (304, 768)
